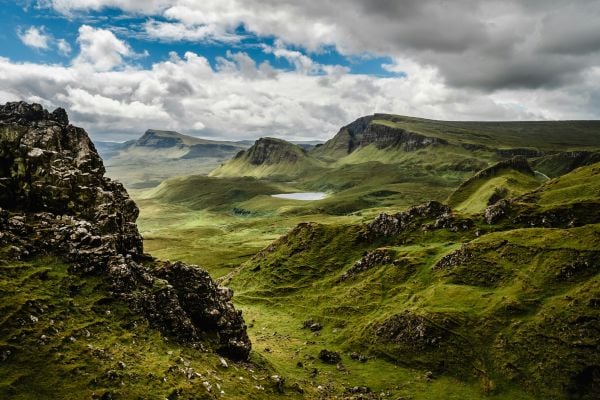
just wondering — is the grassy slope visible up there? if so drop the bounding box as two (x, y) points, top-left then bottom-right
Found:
(210, 138), (323, 180)
(447, 169), (542, 214)
(0, 253), (291, 400)
(209, 156), (322, 179)
(531, 162), (600, 210)
(221, 164), (600, 399)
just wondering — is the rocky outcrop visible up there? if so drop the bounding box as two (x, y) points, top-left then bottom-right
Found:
(375, 311), (453, 351)
(483, 197), (600, 228)
(0, 101), (251, 360)
(0, 102), (142, 257)
(108, 258), (251, 359)
(311, 115), (374, 158)
(339, 248), (395, 281)
(318, 349), (341, 364)
(368, 201), (451, 236)
(366, 201), (472, 238)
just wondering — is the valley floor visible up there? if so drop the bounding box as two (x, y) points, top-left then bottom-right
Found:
(131, 190), (542, 399)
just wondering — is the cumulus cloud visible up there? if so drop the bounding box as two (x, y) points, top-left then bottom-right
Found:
(263, 41), (321, 75)
(42, 0), (600, 91)
(57, 38), (72, 55)
(43, 0), (170, 15)
(2, 44), (598, 142)
(143, 19), (242, 43)
(17, 25), (73, 56)
(3, 1), (598, 141)
(18, 26), (51, 50)
(73, 25), (133, 71)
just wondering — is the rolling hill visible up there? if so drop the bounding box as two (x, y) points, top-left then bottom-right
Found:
(447, 156), (543, 214)
(210, 137), (323, 179)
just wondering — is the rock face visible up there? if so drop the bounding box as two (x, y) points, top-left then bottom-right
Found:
(0, 101), (142, 258)
(312, 114), (447, 159)
(0, 101), (251, 360)
(360, 122), (448, 151)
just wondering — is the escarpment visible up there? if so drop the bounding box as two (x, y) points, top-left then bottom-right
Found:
(0, 101), (250, 360)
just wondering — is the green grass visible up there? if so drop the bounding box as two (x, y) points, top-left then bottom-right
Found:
(224, 215), (599, 399)
(0, 254), (292, 399)
(534, 163), (600, 209)
(448, 169), (542, 214)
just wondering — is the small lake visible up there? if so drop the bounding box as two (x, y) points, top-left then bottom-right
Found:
(271, 192), (327, 201)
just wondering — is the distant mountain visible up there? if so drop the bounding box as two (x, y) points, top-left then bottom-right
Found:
(313, 114), (600, 162)
(96, 129), (251, 188)
(210, 113), (600, 185)
(210, 137), (322, 179)
(97, 129), (249, 160)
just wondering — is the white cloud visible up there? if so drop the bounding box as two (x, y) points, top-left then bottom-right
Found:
(57, 38), (72, 55)
(73, 25), (132, 71)
(18, 26), (51, 50)
(263, 41), (321, 75)
(41, 0), (600, 92)
(17, 25), (73, 57)
(143, 19), (242, 43)
(44, 0), (170, 15)
(3, 45), (598, 143)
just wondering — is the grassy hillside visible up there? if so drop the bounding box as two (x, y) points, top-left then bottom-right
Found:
(210, 137), (323, 179)
(127, 114), (600, 399)
(447, 157), (542, 214)
(220, 163), (600, 399)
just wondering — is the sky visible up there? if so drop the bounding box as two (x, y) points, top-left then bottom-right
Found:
(0, 1), (599, 141)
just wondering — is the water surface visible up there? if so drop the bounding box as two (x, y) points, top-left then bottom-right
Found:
(271, 192), (327, 201)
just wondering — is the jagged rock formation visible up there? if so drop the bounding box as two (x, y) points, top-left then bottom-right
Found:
(312, 115), (374, 158)
(0, 101), (250, 359)
(360, 122), (448, 151)
(483, 198), (598, 228)
(210, 136), (317, 178)
(0, 101), (142, 259)
(366, 201), (472, 238)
